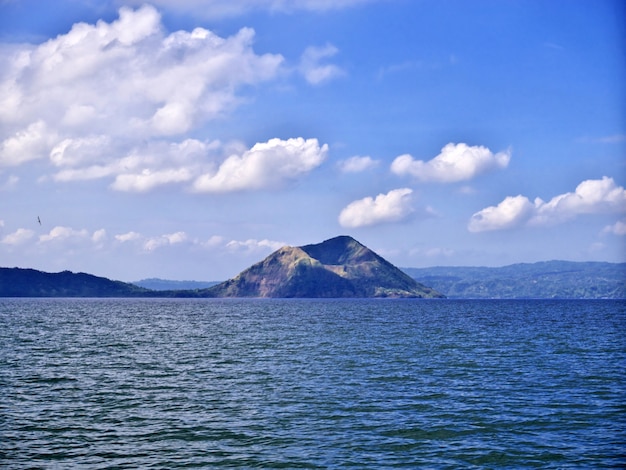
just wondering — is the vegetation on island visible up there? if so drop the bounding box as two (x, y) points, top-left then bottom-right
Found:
(0, 268), (151, 297)
(404, 261), (626, 299)
(205, 236), (443, 298)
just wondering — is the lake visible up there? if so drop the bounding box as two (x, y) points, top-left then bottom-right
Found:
(1, 298), (624, 468)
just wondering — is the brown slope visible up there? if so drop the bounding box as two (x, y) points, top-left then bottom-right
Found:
(206, 236), (444, 298)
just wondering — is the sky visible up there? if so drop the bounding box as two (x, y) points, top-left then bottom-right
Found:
(0, 0), (624, 282)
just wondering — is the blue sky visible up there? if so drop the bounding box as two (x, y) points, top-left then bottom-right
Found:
(0, 0), (624, 282)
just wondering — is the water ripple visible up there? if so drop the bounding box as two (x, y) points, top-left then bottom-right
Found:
(1, 298), (625, 468)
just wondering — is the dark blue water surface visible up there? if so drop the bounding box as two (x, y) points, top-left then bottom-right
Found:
(1, 299), (624, 468)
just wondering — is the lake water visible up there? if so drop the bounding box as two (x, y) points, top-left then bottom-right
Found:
(1, 298), (624, 468)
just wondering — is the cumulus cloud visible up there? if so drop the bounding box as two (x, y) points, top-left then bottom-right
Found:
(468, 195), (535, 233)
(338, 155), (379, 173)
(50, 134), (327, 193)
(469, 176), (626, 232)
(114, 230), (283, 254)
(0, 6), (338, 195)
(603, 220), (626, 236)
(201, 235), (226, 248)
(2, 228), (35, 245)
(143, 232), (188, 251)
(50, 136), (112, 168)
(193, 137), (327, 192)
(112, 168), (194, 192)
(225, 238), (286, 252)
(92, 229), (107, 244)
(39, 226), (90, 243)
(0, 5), (283, 171)
(113, 230), (188, 250)
(299, 44), (345, 85)
(52, 138), (216, 188)
(391, 143), (511, 183)
(115, 231), (142, 243)
(0, 121), (57, 166)
(531, 176), (626, 225)
(338, 188), (414, 228)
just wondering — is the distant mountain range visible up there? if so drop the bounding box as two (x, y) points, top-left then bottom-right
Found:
(0, 236), (441, 298)
(133, 278), (219, 291)
(133, 260), (626, 299)
(1, 240), (624, 298)
(404, 261), (626, 299)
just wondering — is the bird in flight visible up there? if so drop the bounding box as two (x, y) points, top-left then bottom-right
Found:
(37, 216), (41, 226)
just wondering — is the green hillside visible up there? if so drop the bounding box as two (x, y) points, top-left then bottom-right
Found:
(0, 267), (151, 297)
(403, 261), (626, 299)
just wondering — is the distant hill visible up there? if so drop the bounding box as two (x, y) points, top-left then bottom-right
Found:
(133, 278), (219, 291)
(2, 258), (623, 299)
(403, 261), (626, 299)
(0, 267), (151, 297)
(205, 235), (444, 298)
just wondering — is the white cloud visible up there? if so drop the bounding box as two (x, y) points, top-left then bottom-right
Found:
(113, 231), (284, 254)
(603, 220), (626, 236)
(2, 228), (35, 245)
(113, 230), (189, 251)
(469, 177), (626, 232)
(299, 44), (345, 85)
(391, 143), (511, 183)
(338, 155), (379, 173)
(50, 135), (327, 193)
(52, 138), (217, 188)
(50, 136), (111, 168)
(193, 137), (327, 192)
(144, 231), (188, 251)
(92, 229), (107, 244)
(0, 121), (57, 166)
(115, 231), (142, 243)
(202, 235), (226, 248)
(39, 226), (90, 243)
(530, 176), (626, 225)
(468, 195), (535, 233)
(338, 188), (414, 228)
(0, 5), (283, 173)
(112, 168), (194, 192)
(225, 238), (286, 252)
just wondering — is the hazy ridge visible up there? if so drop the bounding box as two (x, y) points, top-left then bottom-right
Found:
(404, 261), (626, 299)
(1, 260), (624, 299)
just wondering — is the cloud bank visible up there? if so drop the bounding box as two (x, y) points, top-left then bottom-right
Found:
(0, 5), (283, 166)
(338, 188), (414, 228)
(193, 137), (327, 192)
(468, 176), (626, 232)
(338, 155), (379, 173)
(0, 5), (337, 194)
(1, 228), (35, 245)
(1, 222), (286, 257)
(391, 143), (511, 183)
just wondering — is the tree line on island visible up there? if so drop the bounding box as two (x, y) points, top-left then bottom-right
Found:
(1, 236), (624, 299)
